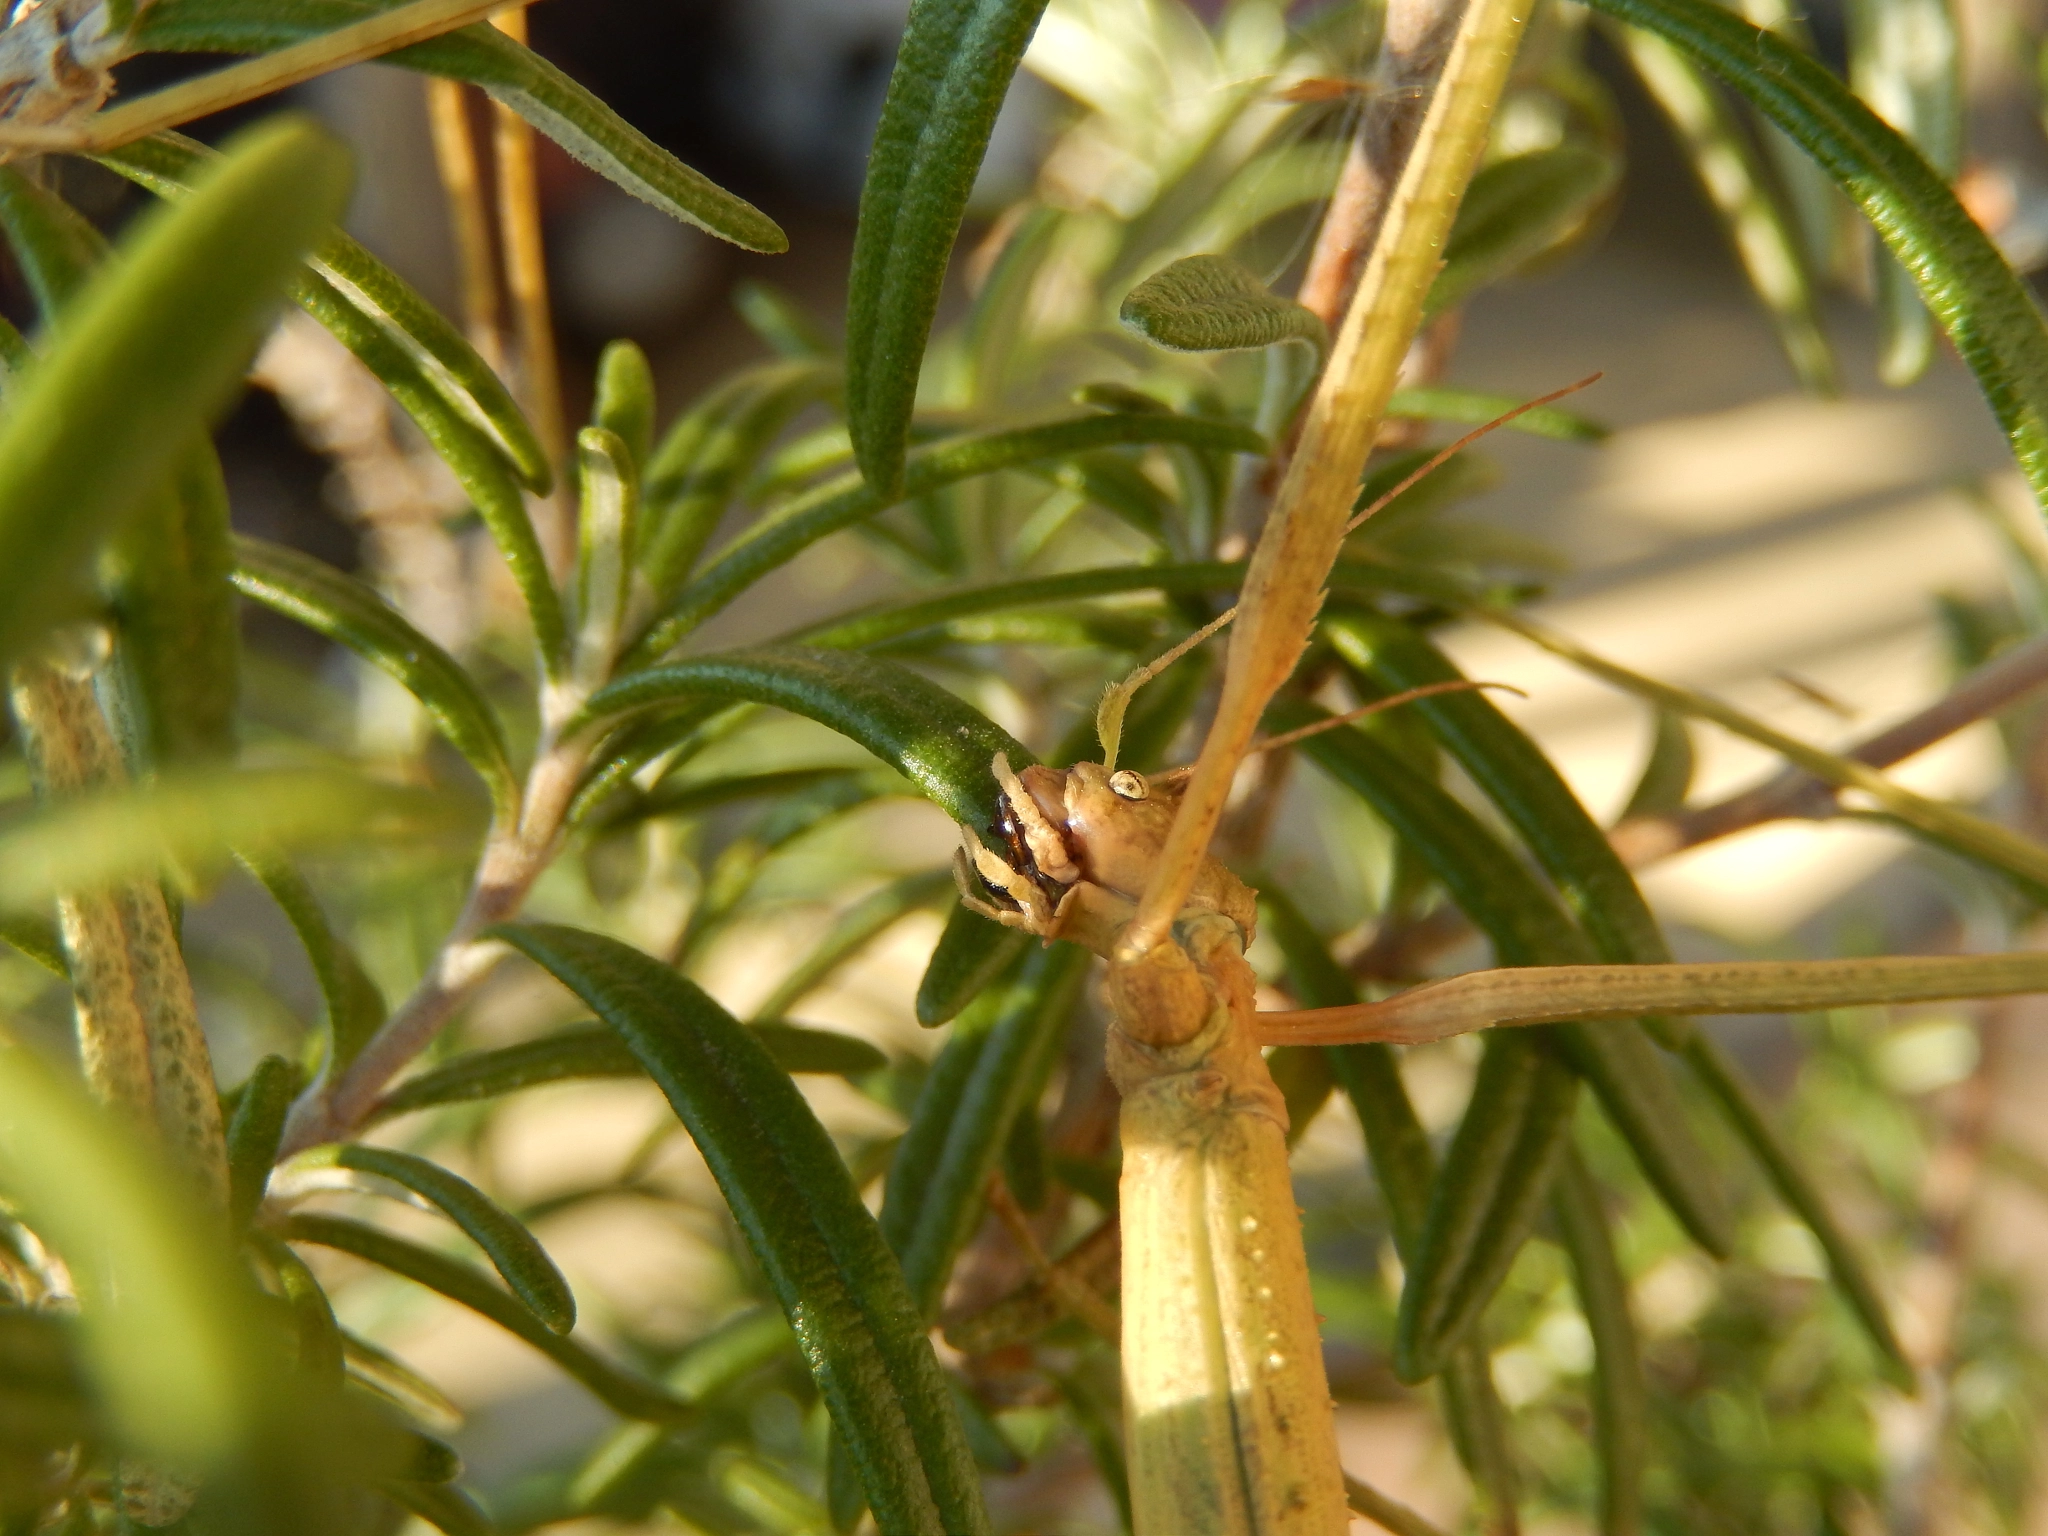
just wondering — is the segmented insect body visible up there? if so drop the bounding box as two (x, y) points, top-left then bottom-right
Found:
(959, 755), (1348, 1536)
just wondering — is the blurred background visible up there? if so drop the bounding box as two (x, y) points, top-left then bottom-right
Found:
(17, 0), (2048, 1528)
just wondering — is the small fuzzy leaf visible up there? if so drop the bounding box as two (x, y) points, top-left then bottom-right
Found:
(1120, 254), (1329, 354)
(593, 339), (656, 469)
(491, 922), (992, 1536)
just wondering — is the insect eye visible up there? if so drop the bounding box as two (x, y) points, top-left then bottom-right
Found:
(1108, 770), (1149, 801)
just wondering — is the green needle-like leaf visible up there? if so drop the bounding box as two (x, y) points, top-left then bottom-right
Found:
(368, 1019), (885, 1123)
(587, 646), (1030, 832)
(880, 947), (1086, 1316)
(1553, 1149), (1648, 1536)
(1428, 144), (1620, 316)
(282, 1212), (688, 1420)
(232, 536), (520, 820)
(240, 850), (388, 1075)
(100, 130), (552, 493)
(846, 0), (1055, 495)
(226, 1055), (299, 1233)
(130, 0), (786, 253)
(0, 114), (351, 666)
(630, 411), (1264, 659)
(1583, 0), (2048, 502)
(491, 922), (992, 1536)
(915, 906), (1029, 1028)
(304, 1144), (575, 1334)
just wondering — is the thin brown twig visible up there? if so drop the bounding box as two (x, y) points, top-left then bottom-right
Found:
(984, 1177), (1120, 1344)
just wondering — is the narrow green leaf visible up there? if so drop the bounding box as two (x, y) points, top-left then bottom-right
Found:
(0, 767), (452, 916)
(1584, 0), (2048, 502)
(915, 907), (1028, 1028)
(341, 1328), (462, 1432)
(240, 850), (388, 1075)
(1428, 144), (1621, 316)
(98, 130), (552, 493)
(639, 359), (841, 597)
(1388, 385), (1610, 442)
(593, 340), (656, 470)
(249, 1230), (344, 1382)
(1119, 254), (1329, 354)
(369, 1019), (880, 1122)
(107, 443), (243, 767)
(226, 1055), (298, 1233)
(0, 1042), (261, 1467)
(573, 426), (640, 685)
(880, 946), (1086, 1315)
(735, 280), (834, 359)
(0, 114), (352, 666)
(129, 0), (786, 253)
(1846, 0), (1960, 385)
(305, 1144), (575, 1334)
(0, 913), (68, 977)
(587, 645), (1030, 832)
(1397, 1034), (1581, 1382)
(632, 412), (1264, 658)
(1619, 707), (1696, 821)
(1611, 26), (1836, 391)
(0, 165), (103, 312)
(750, 868), (955, 1022)
(282, 1212), (688, 1421)
(846, 0), (1054, 494)
(231, 536), (519, 820)
(490, 922), (992, 1536)
(382, 1478), (494, 1536)
(1552, 1149), (1647, 1536)
(1679, 1036), (1911, 1381)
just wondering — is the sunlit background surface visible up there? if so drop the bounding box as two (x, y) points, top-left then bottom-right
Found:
(17, 0), (2048, 1528)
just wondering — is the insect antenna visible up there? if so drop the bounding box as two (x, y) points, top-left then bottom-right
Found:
(1097, 605), (1238, 772)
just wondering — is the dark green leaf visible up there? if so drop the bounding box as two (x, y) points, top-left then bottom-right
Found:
(1119, 254), (1328, 353)
(0, 165), (103, 312)
(880, 946), (1085, 1315)
(632, 412), (1264, 658)
(735, 280), (834, 359)
(0, 913), (67, 977)
(98, 130), (552, 493)
(282, 1213), (688, 1421)
(231, 536), (519, 820)
(249, 1231), (343, 1382)
(240, 849), (388, 1075)
(846, 0), (1054, 494)
(310, 1144), (576, 1335)
(369, 1019), (880, 1122)
(586, 645), (1030, 831)
(915, 906), (1028, 1027)
(0, 114), (352, 666)
(1552, 1149), (1647, 1536)
(382, 1478), (495, 1536)
(1619, 707), (1696, 821)
(490, 922), (991, 1536)
(1583, 0), (2048, 502)
(226, 1055), (298, 1233)
(129, 0), (785, 254)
